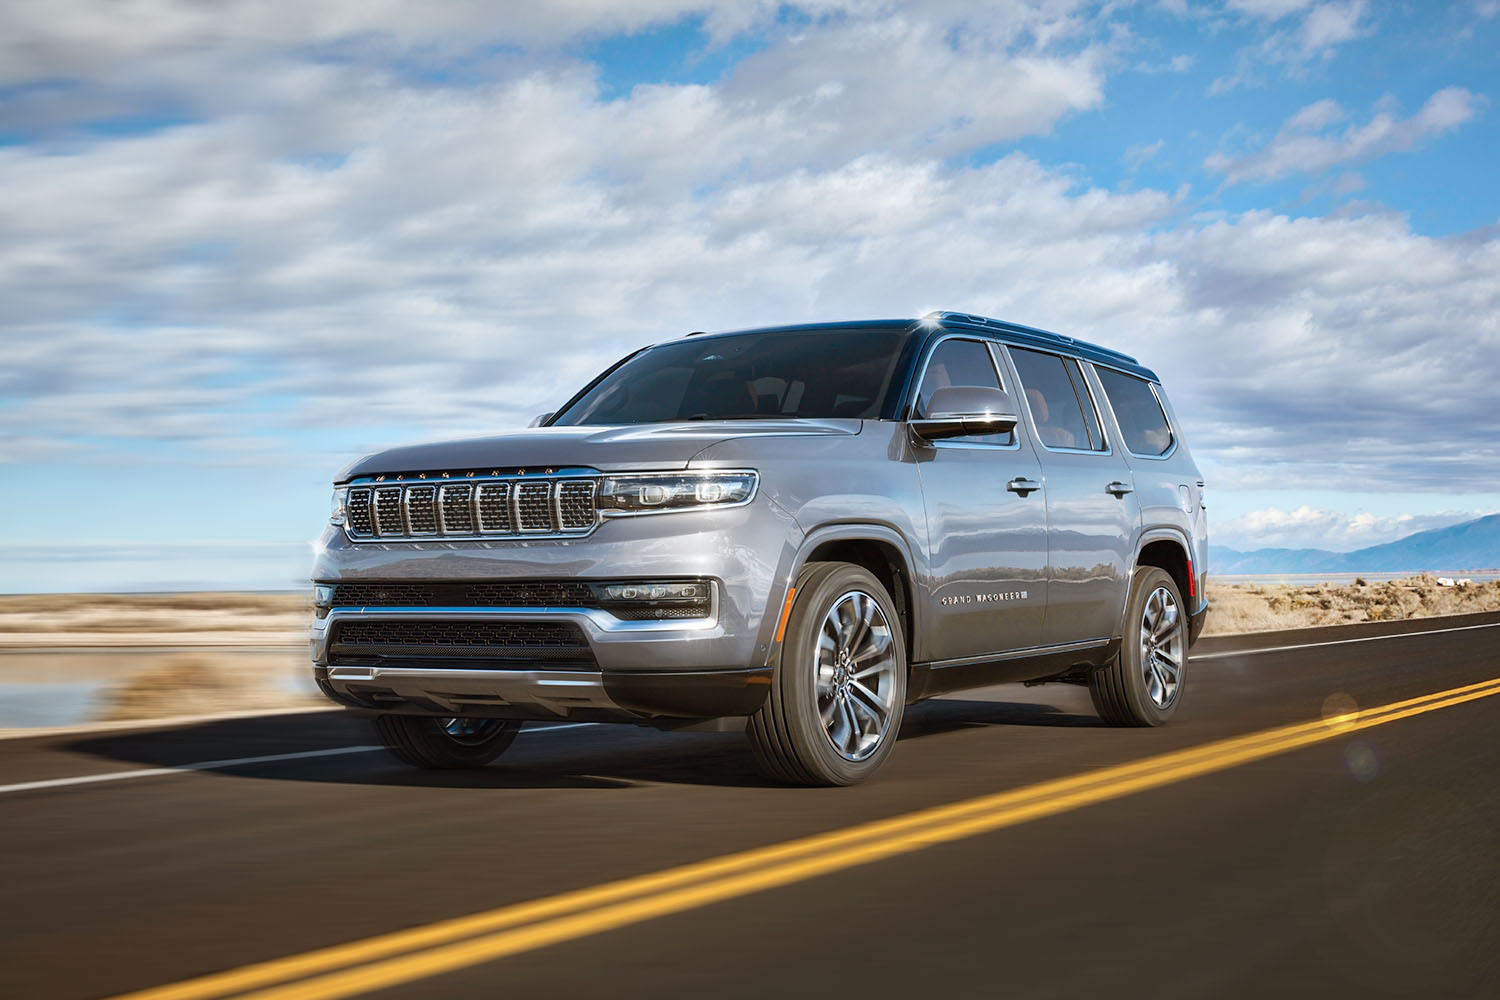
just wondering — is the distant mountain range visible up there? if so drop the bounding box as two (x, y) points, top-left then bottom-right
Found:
(1211, 513), (1500, 575)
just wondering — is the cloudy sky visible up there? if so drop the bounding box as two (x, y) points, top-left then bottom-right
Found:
(2, 0), (1498, 591)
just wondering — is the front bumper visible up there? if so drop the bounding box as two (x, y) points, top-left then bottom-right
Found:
(308, 495), (800, 721)
(313, 663), (773, 721)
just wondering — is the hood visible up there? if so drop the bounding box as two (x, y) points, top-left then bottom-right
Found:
(336, 419), (863, 481)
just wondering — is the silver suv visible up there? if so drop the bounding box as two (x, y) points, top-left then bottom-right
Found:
(310, 313), (1208, 785)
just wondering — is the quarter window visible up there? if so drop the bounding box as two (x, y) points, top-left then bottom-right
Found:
(1008, 348), (1106, 452)
(914, 338), (1013, 445)
(1095, 369), (1174, 456)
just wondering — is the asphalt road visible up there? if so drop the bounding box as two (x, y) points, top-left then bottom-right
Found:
(2, 613), (1498, 1000)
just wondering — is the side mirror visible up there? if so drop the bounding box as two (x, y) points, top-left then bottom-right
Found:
(527, 412), (554, 428)
(910, 386), (1018, 441)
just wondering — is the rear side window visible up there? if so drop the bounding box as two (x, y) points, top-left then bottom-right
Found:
(914, 338), (1013, 446)
(1095, 369), (1174, 456)
(1008, 348), (1106, 452)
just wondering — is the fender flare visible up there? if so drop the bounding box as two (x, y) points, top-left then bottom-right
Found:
(1114, 526), (1196, 641)
(771, 522), (926, 661)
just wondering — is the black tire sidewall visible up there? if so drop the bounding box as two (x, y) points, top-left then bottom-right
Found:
(1118, 567), (1187, 725)
(376, 715), (521, 768)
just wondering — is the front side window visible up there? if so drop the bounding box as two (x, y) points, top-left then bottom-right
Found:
(913, 338), (1014, 446)
(1095, 368), (1174, 456)
(552, 328), (908, 425)
(1008, 347), (1106, 452)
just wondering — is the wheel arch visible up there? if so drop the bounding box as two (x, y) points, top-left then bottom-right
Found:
(1117, 528), (1195, 642)
(789, 524), (922, 667)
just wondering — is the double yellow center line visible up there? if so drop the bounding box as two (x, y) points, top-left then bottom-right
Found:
(116, 674), (1500, 1000)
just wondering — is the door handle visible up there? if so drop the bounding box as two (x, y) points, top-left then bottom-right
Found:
(1105, 481), (1134, 496)
(1007, 477), (1041, 496)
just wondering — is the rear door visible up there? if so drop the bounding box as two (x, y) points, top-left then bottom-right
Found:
(912, 336), (1048, 661)
(1001, 346), (1139, 646)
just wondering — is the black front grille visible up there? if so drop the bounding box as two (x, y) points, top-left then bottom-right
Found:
(330, 581), (596, 608)
(329, 619), (593, 666)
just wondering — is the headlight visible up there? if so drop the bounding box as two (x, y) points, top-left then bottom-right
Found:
(597, 471), (757, 515)
(330, 487), (349, 525)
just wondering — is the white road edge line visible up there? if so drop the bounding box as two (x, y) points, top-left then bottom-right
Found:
(0, 723), (593, 796)
(1192, 620), (1500, 661)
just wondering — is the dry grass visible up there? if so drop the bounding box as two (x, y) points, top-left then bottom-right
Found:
(95, 653), (320, 721)
(1203, 576), (1500, 635)
(0, 592), (308, 633)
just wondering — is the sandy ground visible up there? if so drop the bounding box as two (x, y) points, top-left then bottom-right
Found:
(3, 578), (1498, 726)
(1201, 576), (1500, 635)
(0, 592), (308, 634)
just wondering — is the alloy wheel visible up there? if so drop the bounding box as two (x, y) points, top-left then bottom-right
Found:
(814, 590), (899, 761)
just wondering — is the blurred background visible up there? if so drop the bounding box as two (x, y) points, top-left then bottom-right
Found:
(2, 1), (1498, 726)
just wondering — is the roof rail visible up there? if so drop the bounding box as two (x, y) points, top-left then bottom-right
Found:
(924, 310), (1138, 366)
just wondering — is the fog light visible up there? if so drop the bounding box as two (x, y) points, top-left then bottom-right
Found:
(598, 581), (704, 603)
(589, 580), (713, 620)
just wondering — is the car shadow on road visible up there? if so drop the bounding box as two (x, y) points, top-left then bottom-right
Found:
(63, 693), (1101, 790)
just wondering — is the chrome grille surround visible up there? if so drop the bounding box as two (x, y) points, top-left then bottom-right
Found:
(342, 470), (601, 542)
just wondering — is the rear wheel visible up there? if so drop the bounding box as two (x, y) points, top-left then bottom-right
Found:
(374, 715), (522, 769)
(748, 562), (907, 786)
(1089, 567), (1187, 726)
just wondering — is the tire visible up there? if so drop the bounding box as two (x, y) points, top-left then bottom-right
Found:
(1090, 567), (1188, 726)
(748, 562), (907, 786)
(374, 715), (522, 769)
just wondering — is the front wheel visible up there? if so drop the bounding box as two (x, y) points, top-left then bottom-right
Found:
(374, 715), (522, 769)
(1089, 566), (1188, 726)
(748, 562), (907, 786)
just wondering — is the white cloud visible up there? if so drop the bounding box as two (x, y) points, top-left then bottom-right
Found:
(1210, 0), (1371, 92)
(1223, 0), (1317, 20)
(1298, 0), (1367, 54)
(1212, 506), (1496, 552)
(1205, 87), (1484, 184)
(1, 0), (1498, 510)
(1123, 138), (1165, 171)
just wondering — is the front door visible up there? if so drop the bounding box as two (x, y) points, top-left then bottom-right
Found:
(913, 337), (1048, 661)
(1002, 346), (1139, 645)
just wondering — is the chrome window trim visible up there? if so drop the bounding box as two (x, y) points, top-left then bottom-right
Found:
(999, 344), (1115, 457)
(1089, 365), (1178, 461)
(904, 333), (1021, 451)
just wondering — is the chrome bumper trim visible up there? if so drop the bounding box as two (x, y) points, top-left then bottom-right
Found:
(323, 667), (622, 717)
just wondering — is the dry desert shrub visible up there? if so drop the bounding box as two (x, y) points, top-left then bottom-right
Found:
(1203, 577), (1500, 635)
(96, 654), (317, 721)
(0, 592), (309, 633)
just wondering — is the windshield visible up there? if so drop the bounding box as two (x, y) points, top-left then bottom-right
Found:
(551, 327), (910, 425)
